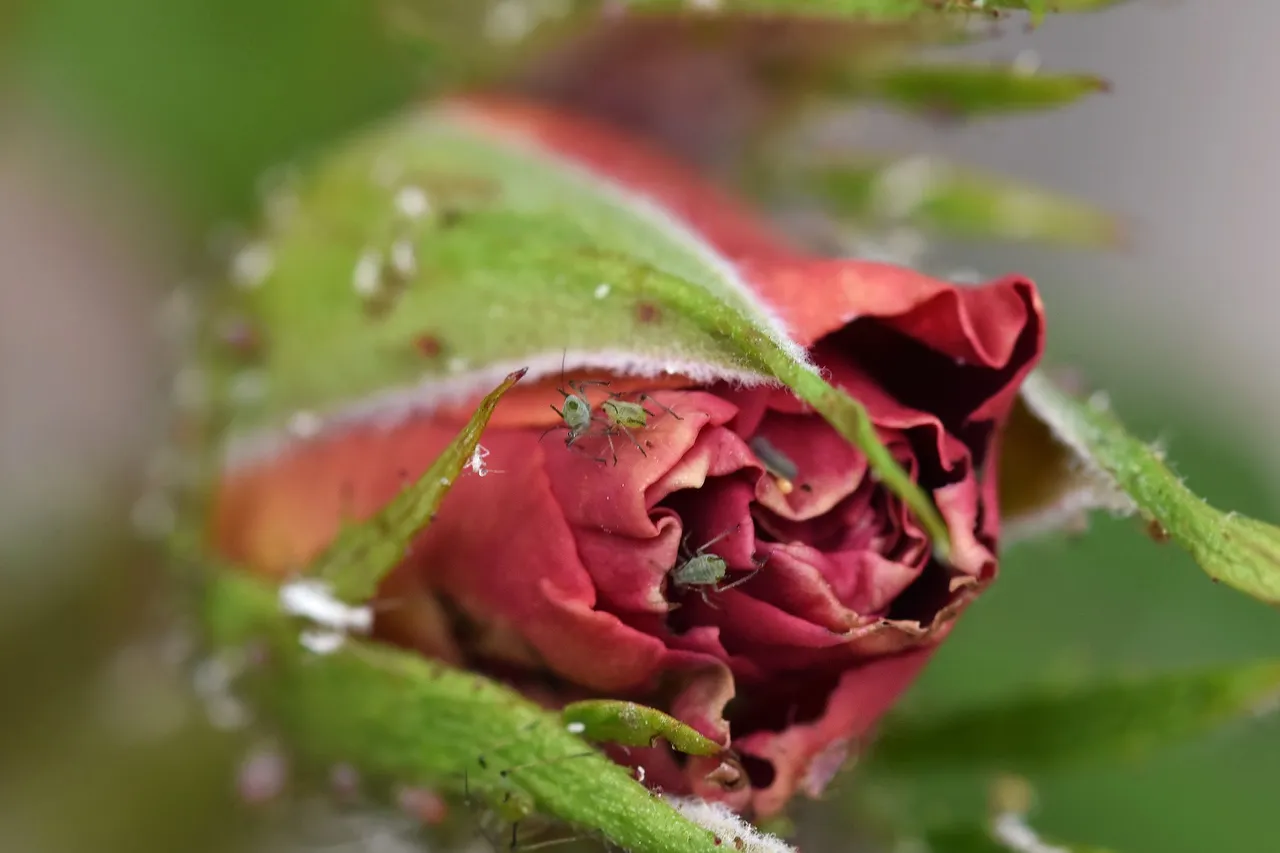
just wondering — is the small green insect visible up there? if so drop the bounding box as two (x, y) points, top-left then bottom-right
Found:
(541, 360), (682, 465)
(667, 525), (763, 609)
(546, 378), (607, 451)
(592, 392), (683, 465)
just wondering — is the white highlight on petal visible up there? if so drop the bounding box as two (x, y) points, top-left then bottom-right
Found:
(663, 797), (796, 853)
(279, 578), (374, 633)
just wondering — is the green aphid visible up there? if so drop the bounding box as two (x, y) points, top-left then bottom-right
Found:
(593, 392), (683, 466)
(667, 525), (763, 609)
(547, 379), (607, 450)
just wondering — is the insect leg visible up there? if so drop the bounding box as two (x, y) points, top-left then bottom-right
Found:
(695, 523), (742, 554)
(616, 425), (647, 458)
(715, 567), (761, 593)
(638, 394), (682, 421)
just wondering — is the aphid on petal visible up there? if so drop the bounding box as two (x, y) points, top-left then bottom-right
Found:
(667, 525), (762, 609)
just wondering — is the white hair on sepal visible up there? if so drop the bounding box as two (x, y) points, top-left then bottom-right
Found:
(662, 796), (797, 853)
(222, 349), (788, 472)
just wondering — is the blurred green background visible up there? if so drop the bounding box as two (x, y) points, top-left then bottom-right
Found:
(882, 351), (1280, 853)
(2, 2), (1276, 852)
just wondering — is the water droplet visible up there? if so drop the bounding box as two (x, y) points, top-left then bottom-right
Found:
(390, 239), (417, 278)
(1012, 49), (1042, 77)
(231, 242), (274, 289)
(299, 629), (345, 655)
(353, 251), (383, 297)
(485, 0), (536, 43)
(287, 410), (323, 439)
(238, 747), (288, 805)
(395, 185), (432, 219)
(871, 157), (941, 221)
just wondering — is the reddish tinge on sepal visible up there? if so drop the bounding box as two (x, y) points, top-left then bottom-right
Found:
(213, 96), (1044, 817)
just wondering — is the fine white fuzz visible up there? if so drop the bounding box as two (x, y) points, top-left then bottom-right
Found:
(662, 796), (797, 853)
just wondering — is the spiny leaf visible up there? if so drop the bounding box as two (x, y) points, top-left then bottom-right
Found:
(308, 369), (526, 603)
(204, 570), (728, 853)
(216, 101), (952, 560)
(1019, 370), (1280, 606)
(868, 660), (1280, 773)
(867, 63), (1109, 117)
(562, 700), (722, 756)
(924, 822), (1116, 853)
(768, 155), (1123, 248)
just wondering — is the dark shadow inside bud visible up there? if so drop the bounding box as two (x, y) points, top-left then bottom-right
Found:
(736, 753), (777, 791)
(724, 671), (843, 735)
(884, 559), (954, 625)
(823, 310), (1040, 472)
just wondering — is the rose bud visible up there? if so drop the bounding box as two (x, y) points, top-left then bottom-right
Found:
(212, 96), (1044, 818)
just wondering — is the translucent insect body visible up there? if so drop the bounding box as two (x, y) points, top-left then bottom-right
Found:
(668, 526), (761, 608)
(544, 371), (682, 465)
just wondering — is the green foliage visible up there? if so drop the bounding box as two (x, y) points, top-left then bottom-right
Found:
(562, 700), (723, 755)
(219, 101), (952, 558)
(204, 571), (729, 853)
(866, 63), (1109, 117)
(310, 369), (526, 603)
(870, 660), (1280, 773)
(1020, 371), (1280, 607)
(760, 155), (1123, 248)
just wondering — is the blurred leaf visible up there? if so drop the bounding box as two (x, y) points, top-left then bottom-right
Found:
(867, 63), (1109, 117)
(869, 660), (1280, 773)
(14, 0), (417, 224)
(924, 822), (1115, 853)
(1019, 370), (1280, 606)
(511, 15), (934, 173)
(214, 99), (952, 559)
(309, 369), (526, 603)
(562, 700), (722, 755)
(204, 570), (727, 853)
(765, 155), (1123, 248)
